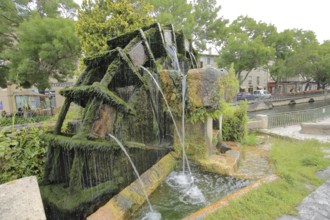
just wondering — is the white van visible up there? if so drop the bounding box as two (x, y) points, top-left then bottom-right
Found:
(253, 90), (271, 99)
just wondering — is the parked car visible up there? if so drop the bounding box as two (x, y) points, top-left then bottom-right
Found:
(253, 90), (271, 99)
(236, 92), (255, 101)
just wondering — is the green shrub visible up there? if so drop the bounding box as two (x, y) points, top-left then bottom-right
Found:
(0, 116), (52, 127)
(222, 102), (248, 141)
(0, 128), (47, 184)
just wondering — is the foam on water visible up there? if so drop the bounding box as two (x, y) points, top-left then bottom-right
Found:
(179, 185), (206, 205)
(165, 171), (193, 188)
(165, 171), (206, 206)
(141, 211), (161, 220)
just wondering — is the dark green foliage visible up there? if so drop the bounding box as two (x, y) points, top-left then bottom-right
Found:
(301, 156), (321, 167)
(222, 104), (248, 141)
(0, 128), (47, 184)
(0, 116), (51, 127)
(7, 16), (80, 91)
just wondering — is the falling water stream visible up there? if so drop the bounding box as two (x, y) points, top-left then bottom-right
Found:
(140, 66), (191, 175)
(181, 74), (187, 174)
(139, 66), (210, 219)
(108, 134), (161, 220)
(165, 45), (181, 73)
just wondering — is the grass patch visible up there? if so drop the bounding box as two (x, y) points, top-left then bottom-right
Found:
(206, 138), (330, 220)
(241, 133), (259, 146)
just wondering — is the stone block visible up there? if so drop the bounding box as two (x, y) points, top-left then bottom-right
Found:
(300, 122), (330, 135)
(0, 176), (46, 220)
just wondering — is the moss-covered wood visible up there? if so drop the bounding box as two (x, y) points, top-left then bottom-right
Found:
(42, 23), (198, 219)
(41, 180), (121, 220)
(54, 98), (71, 134)
(60, 82), (135, 115)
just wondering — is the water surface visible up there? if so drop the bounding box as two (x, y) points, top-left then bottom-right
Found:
(133, 164), (252, 219)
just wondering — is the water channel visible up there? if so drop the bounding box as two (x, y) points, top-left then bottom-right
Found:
(248, 99), (330, 118)
(133, 164), (252, 220)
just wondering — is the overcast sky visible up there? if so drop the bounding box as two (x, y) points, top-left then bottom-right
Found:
(218, 0), (329, 43)
(73, 0), (329, 43)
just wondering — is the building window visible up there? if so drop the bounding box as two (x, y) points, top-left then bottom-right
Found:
(257, 76), (260, 85)
(0, 100), (3, 110)
(248, 76), (252, 85)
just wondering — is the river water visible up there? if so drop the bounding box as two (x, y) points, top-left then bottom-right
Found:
(248, 99), (330, 118)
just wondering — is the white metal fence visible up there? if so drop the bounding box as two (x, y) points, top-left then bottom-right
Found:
(267, 105), (330, 128)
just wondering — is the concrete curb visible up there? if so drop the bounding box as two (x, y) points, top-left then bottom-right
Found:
(87, 152), (177, 220)
(0, 176), (46, 220)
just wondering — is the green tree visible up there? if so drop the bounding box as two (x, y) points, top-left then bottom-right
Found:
(217, 16), (275, 84)
(269, 29), (297, 82)
(7, 16), (80, 92)
(0, 0), (31, 87)
(191, 0), (228, 52)
(76, 0), (154, 56)
(312, 41), (330, 89)
(270, 29), (320, 90)
(0, 0), (78, 88)
(35, 0), (79, 18)
(146, 0), (194, 38)
(146, 0), (228, 52)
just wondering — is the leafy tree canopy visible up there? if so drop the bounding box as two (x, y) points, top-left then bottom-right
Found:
(314, 41), (330, 88)
(146, 0), (228, 52)
(0, 0), (79, 88)
(270, 29), (320, 87)
(147, 0), (194, 38)
(217, 16), (275, 84)
(7, 16), (80, 92)
(191, 0), (228, 52)
(76, 0), (154, 56)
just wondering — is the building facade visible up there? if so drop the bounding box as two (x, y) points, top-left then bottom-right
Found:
(0, 80), (75, 115)
(198, 50), (273, 94)
(239, 67), (273, 93)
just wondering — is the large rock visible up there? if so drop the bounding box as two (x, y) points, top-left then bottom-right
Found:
(186, 67), (227, 109)
(0, 176), (46, 220)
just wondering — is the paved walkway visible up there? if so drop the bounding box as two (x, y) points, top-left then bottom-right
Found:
(262, 117), (330, 220)
(265, 117), (330, 143)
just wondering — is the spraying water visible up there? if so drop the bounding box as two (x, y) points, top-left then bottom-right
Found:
(140, 66), (191, 175)
(165, 45), (181, 73)
(181, 74), (187, 174)
(108, 133), (160, 219)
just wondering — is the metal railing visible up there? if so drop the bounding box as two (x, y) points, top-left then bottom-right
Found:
(267, 105), (330, 128)
(236, 90), (329, 104)
(268, 90), (328, 102)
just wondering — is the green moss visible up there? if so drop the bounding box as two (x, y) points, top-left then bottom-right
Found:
(60, 83), (135, 115)
(158, 70), (183, 115)
(107, 29), (141, 50)
(41, 179), (121, 219)
(43, 133), (120, 151)
(83, 50), (116, 67)
(69, 150), (85, 192)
